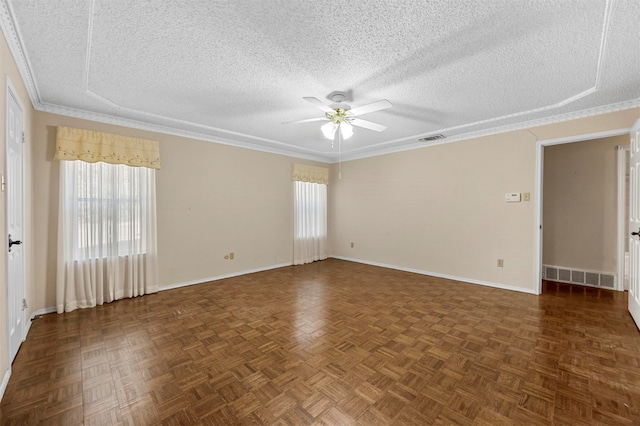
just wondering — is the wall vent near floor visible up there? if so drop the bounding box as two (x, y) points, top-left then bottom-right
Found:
(600, 274), (615, 289)
(543, 264), (616, 289)
(571, 270), (584, 284)
(546, 267), (558, 280)
(585, 272), (599, 286)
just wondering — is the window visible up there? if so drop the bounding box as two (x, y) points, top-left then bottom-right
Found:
(57, 160), (158, 313)
(293, 180), (327, 264)
(63, 160), (152, 259)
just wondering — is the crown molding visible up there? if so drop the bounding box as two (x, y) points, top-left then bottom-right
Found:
(35, 102), (330, 163)
(0, 0), (40, 106)
(29, 98), (640, 164)
(336, 99), (640, 162)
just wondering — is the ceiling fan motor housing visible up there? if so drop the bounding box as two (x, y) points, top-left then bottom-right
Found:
(331, 93), (346, 103)
(326, 108), (353, 125)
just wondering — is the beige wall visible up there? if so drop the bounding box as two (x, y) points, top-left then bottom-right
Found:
(32, 112), (327, 310)
(0, 30), (35, 391)
(329, 109), (639, 293)
(329, 131), (538, 291)
(543, 135), (629, 273)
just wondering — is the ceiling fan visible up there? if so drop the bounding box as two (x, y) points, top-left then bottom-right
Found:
(283, 93), (392, 140)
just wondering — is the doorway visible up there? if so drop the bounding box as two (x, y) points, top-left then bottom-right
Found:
(534, 128), (631, 294)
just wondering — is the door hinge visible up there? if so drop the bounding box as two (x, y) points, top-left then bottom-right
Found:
(22, 298), (27, 310)
(21, 131), (25, 144)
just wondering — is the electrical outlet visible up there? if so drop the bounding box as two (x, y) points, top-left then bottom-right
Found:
(523, 192), (531, 201)
(497, 259), (504, 267)
(229, 252), (235, 260)
(350, 242), (354, 248)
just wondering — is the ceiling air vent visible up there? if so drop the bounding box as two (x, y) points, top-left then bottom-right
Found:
(419, 134), (446, 142)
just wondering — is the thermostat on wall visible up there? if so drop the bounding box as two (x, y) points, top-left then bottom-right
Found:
(505, 193), (521, 202)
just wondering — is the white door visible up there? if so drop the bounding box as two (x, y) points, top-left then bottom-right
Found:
(6, 82), (25, 363)
(629, 119), (640, 330)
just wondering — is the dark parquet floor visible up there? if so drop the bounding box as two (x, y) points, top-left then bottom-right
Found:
(1, 259), (639, 425)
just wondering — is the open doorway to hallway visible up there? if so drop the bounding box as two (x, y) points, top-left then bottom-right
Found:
(541, 135), (629, 292)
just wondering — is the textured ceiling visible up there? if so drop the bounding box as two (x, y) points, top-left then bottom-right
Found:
(2, 0), (639, 162)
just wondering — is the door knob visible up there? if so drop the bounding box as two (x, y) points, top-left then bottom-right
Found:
(8, 234), (22, 252)
(632, 227), (640, 238)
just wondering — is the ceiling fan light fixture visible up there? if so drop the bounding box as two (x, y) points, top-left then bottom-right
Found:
(321, 121), (337, 140)
(340, 123), (353, 140)
(288, 95), (391, 142)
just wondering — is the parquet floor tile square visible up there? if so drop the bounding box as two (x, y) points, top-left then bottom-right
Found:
(2, 259), (640, 425)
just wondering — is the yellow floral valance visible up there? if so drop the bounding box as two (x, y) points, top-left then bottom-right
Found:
(54, 126), (160, 169)
(292, 163), (329, 185)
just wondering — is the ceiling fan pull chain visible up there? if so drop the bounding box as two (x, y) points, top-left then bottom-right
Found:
(338, 126), (342, 180)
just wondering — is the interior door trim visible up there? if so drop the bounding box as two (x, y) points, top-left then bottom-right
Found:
(534, 127), (631, 295)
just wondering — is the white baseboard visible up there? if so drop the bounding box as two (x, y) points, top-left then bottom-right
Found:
(23, 315), (31, 340)
(17, 306), (58, 341)
(330, 256), (538, 295)
(0, 366), (10, 402)
(31, 306), (56, 318)
(160, 262), (293, 291)
(28, 264), (296, 316)
(30, 258), (534, 319)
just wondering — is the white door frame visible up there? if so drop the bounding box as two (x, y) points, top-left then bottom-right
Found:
(617, 145), (630, 291)
(628, 119), (640, 329)
(5, 76), (26, 364)
(534, 127), (631, 295)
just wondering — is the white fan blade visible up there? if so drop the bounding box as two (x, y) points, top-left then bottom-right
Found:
(351, 118), (387, 132)
(282, 117), (328, 125)
(303, 97), (335, 114)
(349, 99), (393, 116)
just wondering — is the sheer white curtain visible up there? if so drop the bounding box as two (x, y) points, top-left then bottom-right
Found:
(56, 160), (159, 313)
(293, 180), (327, 265)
